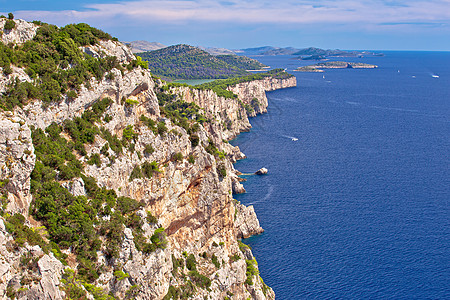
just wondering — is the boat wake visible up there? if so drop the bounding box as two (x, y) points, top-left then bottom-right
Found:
(248, 185), (274, 205)
(282, 134), (299, 141)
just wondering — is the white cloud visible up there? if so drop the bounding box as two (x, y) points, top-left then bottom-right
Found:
(14, 0), (450, 29)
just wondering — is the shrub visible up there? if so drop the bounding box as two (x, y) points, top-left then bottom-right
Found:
(87, 153), (101, 167)
(157, 121), (167, 136)
(140, 115), (157, 134)
(146, 211), (158, 224)
(142, 161), (160, 178)
(229, 254), (241, 262)
(129, 165), (142, 181)
(144, 144), (154, 155)
(125, 98), (139, 106)
(245, 259), (259, 285)
(173, 152), (183, 162)
(211, 254), (220, 269)
(188, 154), (195, 164)
(188, 270), (211, 288)
(189, 134), (199, 148)
(116, 196), (142, 214)
(114, 270), (130, 281)
(122, 125), (137, 144)
(8, 13), (14, 19)
(4, 19), (15, 30)
(66, 90), (78, 101)
(217, 163), (226, 178)
(186, 253), (197, 271)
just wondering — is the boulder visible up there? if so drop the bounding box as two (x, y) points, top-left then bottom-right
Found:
(255, 167), (268, 175)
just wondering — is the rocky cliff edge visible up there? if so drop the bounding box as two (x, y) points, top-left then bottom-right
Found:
(0, 19), (296, 300)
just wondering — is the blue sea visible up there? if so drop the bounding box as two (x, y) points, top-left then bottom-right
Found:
(231, 52), (450, 299)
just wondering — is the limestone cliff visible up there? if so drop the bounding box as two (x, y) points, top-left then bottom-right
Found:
(0, 19), (296, 300)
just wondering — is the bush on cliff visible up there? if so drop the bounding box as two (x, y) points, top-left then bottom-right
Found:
(29, 119), (163, 282)
(0, 21), (139, 110)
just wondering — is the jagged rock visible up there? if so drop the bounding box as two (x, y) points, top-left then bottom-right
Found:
(255, 167), (268, 175)
(36, 254), (65, 300)
(235, 202), (264, 239)
(0, 66), (32, 94)
(232, 179), (246, 194)
(81, 40), (135, 64)
(61, 177), (86, 197)
(0, 113), (35, 214)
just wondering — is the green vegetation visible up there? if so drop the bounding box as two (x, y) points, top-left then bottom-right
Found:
(173, 152), (183, 162)
(4, 19), (15, 30)
(211, 254), (220, 269)
(28, 111), (164, 283)
(229, 254), (241, 262)
(4, 213), (50, 253)
(113, 270), (130, 281)
(139, 44), (250, 79)
(144, 144), (155, 155)
(0, 22), (138, 111)
(128, 161), (160, 182)
(195, 69), (293, 99)
(142, 161), (160, 178)
(245, 259), (259, 285)
(217, 163), (227, 178)
(186, 253), (197, 271)
(125, 98), (139, 105)
(157, 91), (207, 133)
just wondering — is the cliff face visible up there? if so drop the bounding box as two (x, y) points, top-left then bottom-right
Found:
(0, 20), (296, 300)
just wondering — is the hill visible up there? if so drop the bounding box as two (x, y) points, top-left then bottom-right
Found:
(236, 46), (384, 57)
(200, 46), (236, 55)
(215, 54), (267, 70)
(125, 40), (166, 53)
(139, 44), (263, 79)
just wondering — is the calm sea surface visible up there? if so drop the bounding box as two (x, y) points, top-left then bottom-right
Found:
(231, 52), (450, 299)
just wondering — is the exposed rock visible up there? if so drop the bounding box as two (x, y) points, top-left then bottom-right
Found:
(36, 254), (65, 300)
(255, 167), (268, 175)
(0, 113), (35, 214)
(0, 18), (38, 45)
(232, 179), (246, 194)
(0, 66), (32, 94)
(81, 40), (135, 64)
(235, 202), (264, 239)
(61, 177), (86, 197)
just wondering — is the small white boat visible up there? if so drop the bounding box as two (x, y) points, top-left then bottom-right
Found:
(432, 75), (439, 78)
(292, 138), (298, 141)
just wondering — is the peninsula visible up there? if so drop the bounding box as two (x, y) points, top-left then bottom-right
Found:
(295, 61), (378, 72)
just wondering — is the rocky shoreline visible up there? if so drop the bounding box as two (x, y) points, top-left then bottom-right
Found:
(295, 61), (378, 72)
(0, 19), (297, 300)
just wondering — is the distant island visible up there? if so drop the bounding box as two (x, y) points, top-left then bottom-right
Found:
(235, 46), (384, 57)
(295, 61), (378, 72)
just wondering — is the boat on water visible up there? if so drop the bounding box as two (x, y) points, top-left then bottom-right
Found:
(292, 137), (298, 141)
(432, 74), (439, 78)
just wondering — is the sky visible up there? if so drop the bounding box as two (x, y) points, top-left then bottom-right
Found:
(2, 0), (450, 51)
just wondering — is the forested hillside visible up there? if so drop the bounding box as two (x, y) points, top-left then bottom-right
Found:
(139, 44), (266, 80)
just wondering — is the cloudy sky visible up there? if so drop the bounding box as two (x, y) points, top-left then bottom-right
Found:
(2, 0), (450, 50)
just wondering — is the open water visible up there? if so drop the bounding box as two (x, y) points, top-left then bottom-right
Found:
(231, 52), (450, 299)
